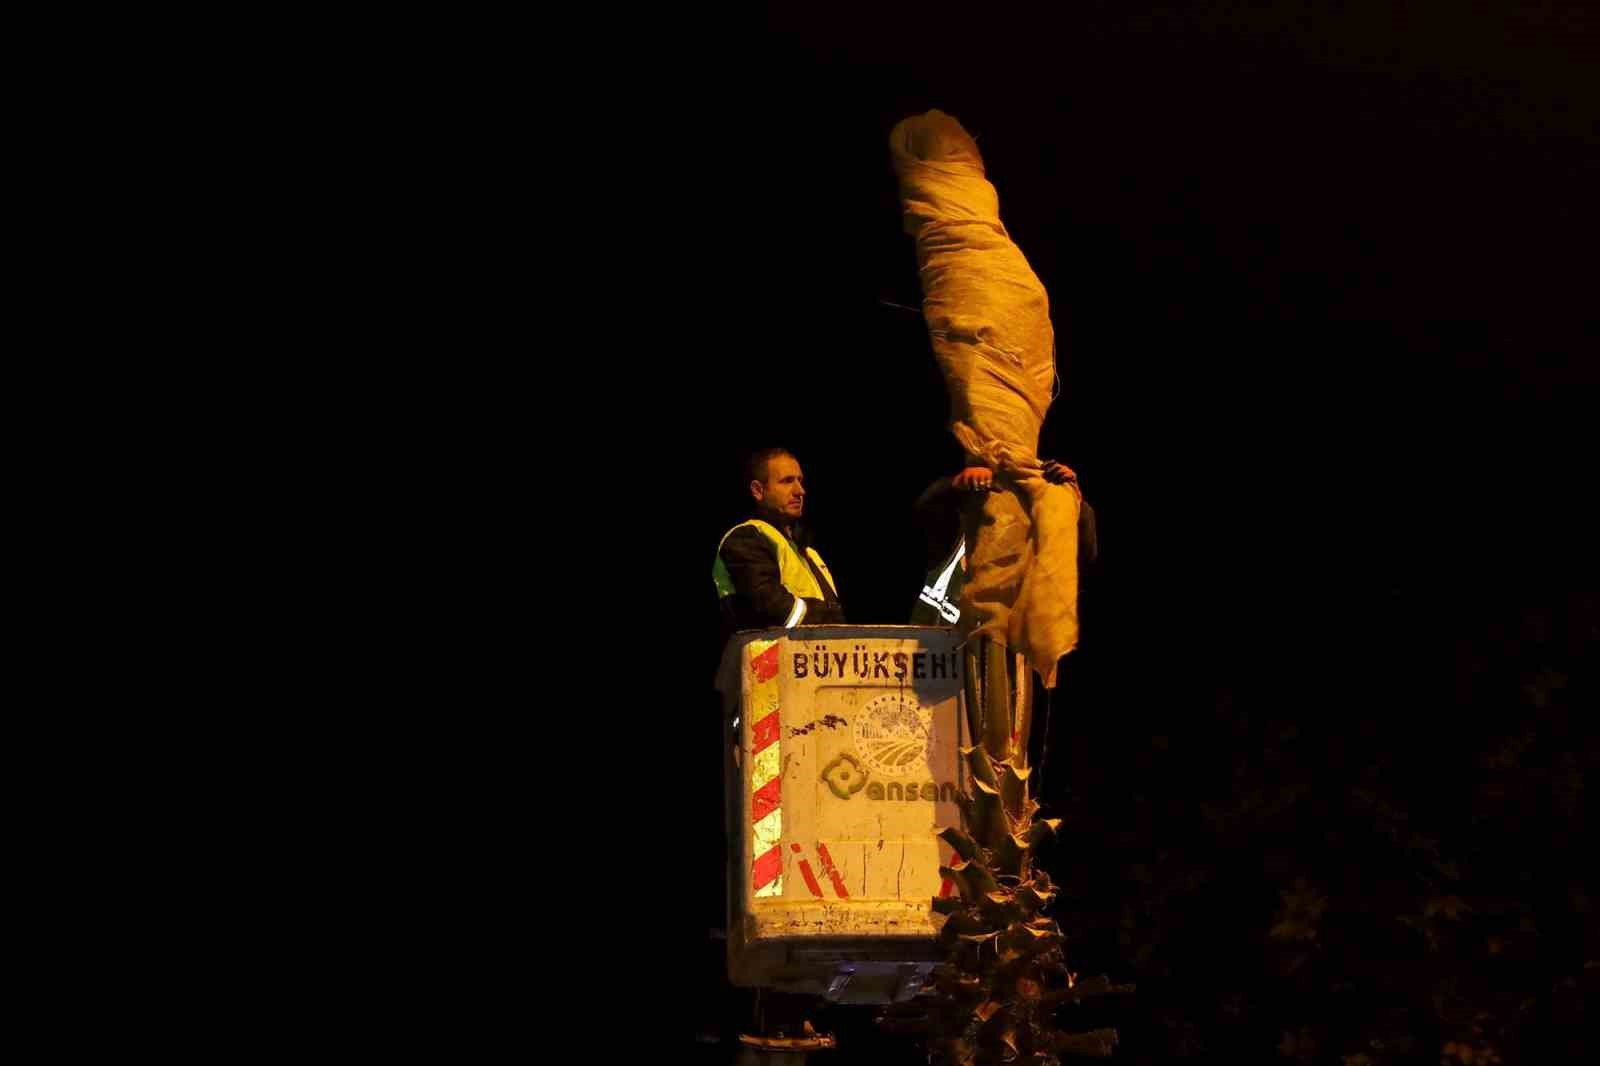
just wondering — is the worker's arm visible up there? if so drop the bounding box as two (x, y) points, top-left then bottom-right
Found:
(913, 477), (962, 566)
(718, 528), (842, 629)
(915, 468), (999, 560)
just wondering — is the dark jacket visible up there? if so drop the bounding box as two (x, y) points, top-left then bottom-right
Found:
(717, 519), (847, 634)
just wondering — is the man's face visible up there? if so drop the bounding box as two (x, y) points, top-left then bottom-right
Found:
(752, 454), (805, 524)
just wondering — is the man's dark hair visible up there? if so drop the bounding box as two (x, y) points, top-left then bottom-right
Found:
(746, 447), (796, 487)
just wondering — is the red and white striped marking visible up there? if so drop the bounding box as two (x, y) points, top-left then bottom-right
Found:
(748, 640), (783, 898)
(791, 842), (851, 899)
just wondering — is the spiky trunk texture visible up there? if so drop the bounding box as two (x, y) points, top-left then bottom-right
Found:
(882, 638), (1130, 1065)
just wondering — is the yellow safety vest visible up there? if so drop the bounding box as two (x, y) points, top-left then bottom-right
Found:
(712, 520), (838, 626)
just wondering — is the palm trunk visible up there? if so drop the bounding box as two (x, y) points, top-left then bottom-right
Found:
(888, 635), (1127, 1066)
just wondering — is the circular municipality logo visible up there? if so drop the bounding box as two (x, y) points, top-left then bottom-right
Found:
(852, 692), (934, 777)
